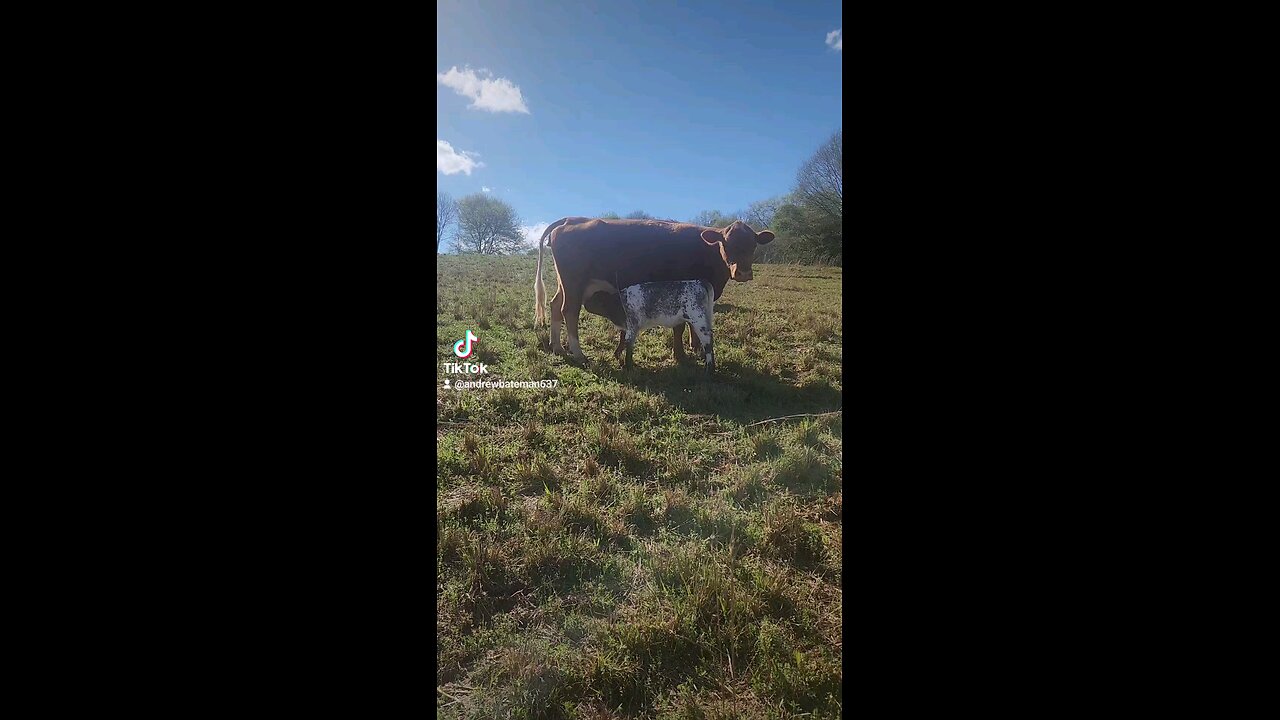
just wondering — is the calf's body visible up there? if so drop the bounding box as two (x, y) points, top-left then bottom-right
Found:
(588, 280), (716, 374)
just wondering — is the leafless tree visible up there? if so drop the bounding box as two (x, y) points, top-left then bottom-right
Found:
(690, 210), (732, 228)
(743, 196), (784, 232)
(437, 191), (458, 252)
(455, 193), (525, 255)
(795, 129), (842, 224)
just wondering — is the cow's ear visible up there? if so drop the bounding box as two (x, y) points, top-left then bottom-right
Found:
(700, 229), (723, 246)
(755, 230), (775, 245)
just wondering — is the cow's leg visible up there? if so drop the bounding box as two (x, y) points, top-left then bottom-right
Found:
(672, 325), (687, 362)
(549, 287), (565, 354)
(688, 322), (703, 353)
(563, 287), (587, 361)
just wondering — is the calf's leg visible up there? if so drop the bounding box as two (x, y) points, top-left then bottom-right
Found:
(625, 321), (639, 370)
(671, 326), (687, 362)
(688, 322), (703, 353)
(613, 328), (626, 365)
(690, 319), (714, 376)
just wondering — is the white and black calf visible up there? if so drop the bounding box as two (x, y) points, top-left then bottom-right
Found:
(585, 280), (716, 374)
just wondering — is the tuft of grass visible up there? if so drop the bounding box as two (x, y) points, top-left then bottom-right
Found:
(579, 472), (616, 505)
(746, 428), (783, 460)
(793, 419), (824, 450)
(462, 432), (480, 456)
(749, 618), (841, 714)
(820, 492), (841, 522)
(620, 486), (659, 535)
(512, 457), (558, 495)
(660, 487), (696, 531)
(561, 494), (627, 547)
(491, 388), (521, 415)
(438, 523), (467, 563)
(467, 446), (501, 484)
(664, 451), (696, 487)
(521, 419), (541, 443)
(496, 303), (517, 327)
(729, 465), (772, 507)
(795, 313), (837, 343)
(760, 502), (825, 568)
(774, 445), (832, 494)
(692, 496), (751, 554)
(591, 422), (647, 473)
(459, 639), (586, 719)
(523, 528), (604, 587)
(457, 486), (507, 522)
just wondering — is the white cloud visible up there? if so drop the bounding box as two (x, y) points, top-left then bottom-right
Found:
(521, 221), (550, 249)
(437, 65), (531, 114)
(826, 29), (842, 52)
(482, 186), (492, 192)
(437, 139), (484, 175)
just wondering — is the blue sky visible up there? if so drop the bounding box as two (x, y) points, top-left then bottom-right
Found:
(437, 0), (842, 249)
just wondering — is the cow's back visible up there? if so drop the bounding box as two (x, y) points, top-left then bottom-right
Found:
(551, 219), (729, 298)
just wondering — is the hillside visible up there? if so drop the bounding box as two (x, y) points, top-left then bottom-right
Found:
(437, 254), (843, 718)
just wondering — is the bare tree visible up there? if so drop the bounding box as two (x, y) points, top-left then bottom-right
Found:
(455, 193), (525, 255)
(795, 129), (842, 224)
(690, 210), (732, 228)
(437, 191), (458, 252)
(624, 210), (654, 219)
(743, 196), (784, 232)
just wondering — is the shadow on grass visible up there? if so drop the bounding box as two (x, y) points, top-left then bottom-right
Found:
(595, 359), (841, 425)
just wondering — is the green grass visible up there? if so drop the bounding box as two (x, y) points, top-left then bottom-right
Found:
(438, 254), (842, 719)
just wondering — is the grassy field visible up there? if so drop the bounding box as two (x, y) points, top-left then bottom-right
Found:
(437, 254), (843, 719)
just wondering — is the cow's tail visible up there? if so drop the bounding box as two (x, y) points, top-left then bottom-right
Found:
(534, 217), (572, 327)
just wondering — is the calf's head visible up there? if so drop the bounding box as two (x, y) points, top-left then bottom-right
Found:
(584, 290), (626, 329)
(701, 221), (775, 282)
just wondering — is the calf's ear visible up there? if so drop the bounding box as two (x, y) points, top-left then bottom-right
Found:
(755, 230), (776, 245)
(700, 229), (723, 246)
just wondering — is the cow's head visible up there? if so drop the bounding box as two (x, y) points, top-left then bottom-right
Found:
(701, 221), (775, 282)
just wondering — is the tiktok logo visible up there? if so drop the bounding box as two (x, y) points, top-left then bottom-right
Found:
(453, 330), (478, 358)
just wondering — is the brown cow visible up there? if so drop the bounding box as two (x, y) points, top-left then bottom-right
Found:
(533, 217), (775, 361)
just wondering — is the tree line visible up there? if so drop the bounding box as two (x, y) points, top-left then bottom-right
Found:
(437, 128), (841, 266)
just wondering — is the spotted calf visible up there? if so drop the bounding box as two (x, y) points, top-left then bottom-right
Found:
(585, 280), (716, 374)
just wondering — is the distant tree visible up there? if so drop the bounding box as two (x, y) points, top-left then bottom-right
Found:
(772, 200), (841, 265)
(795, 129), (842, 226)
(780, 130), (842, 265)
(740, 196), (789, 263)
(690, 210), (733, 228)
(455, 193), (525, 255)
(437, 191), (458, 252)
(743, 196), (783, 233)
(600, 211), (621, 219)
(624, 210), (654, 220)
